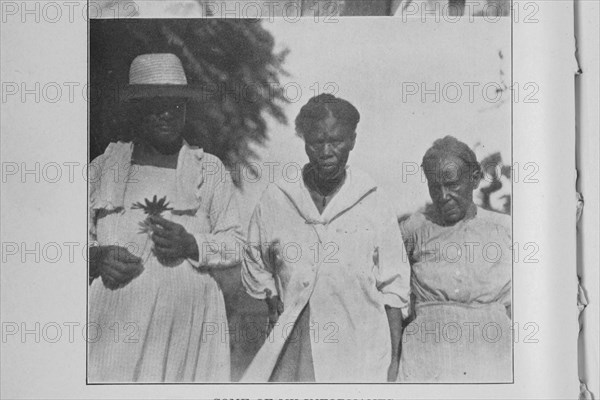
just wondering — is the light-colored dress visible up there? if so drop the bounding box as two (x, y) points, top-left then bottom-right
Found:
(88, 142), (243, 382)
(398, 204), (512, 383)
(241, 166), (411, 382)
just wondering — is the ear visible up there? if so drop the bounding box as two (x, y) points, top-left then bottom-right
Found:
(471, 166), (482, 190)
(349, 131), (357, 150)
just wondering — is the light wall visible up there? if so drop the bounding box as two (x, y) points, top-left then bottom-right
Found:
(238, 17), (511, 224)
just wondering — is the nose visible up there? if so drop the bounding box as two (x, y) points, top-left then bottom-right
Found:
(158, 109), (173, 120)
(321, 143), (333, 156)
(441, 186), (452, 200)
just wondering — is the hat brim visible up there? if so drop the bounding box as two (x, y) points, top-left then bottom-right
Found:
(121, 85), (205, 102)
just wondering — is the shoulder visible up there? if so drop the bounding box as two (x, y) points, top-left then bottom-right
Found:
(348, 166), (377, 189)
(90, 141), (132, 167)
(198, 151), (227, 176)
(194, 151), (232, 187)
(476, 207), (511, 232)
(259, 182), (288, 205)
(199, 151), (225, 167)
(399, 209), (429, 237)
(248, 183), (287, 225)
(89, 141), (133, 188)
(347, 165), (380, 203)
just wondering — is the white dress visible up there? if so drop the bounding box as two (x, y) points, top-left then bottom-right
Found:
(88, 143), (243, 383)
(398, 205), (512, 383)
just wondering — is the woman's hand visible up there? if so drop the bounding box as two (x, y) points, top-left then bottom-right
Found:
(386, 305), (403, 382)
(267, 239), (285, 271)
(89, 245), (144, 290)
(387, 358), (400, 382)
(264, 242), (285, 332)
(265, 290), (284, 334)
(148, 215), (199, 261)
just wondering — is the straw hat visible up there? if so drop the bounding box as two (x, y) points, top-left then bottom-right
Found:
(121, 53), (199, 101)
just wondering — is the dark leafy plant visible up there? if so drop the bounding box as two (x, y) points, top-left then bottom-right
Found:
(131, 195), (173, 233)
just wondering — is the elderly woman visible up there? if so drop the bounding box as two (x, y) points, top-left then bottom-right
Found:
(398, 136), (512, 383)
(241, 94), (411, 382)
(88, 54), (244, 382)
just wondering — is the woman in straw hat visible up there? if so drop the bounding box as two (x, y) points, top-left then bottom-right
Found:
(88, 53), (244, 382)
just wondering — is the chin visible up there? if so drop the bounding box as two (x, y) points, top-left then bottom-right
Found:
(442, 212), (465, 225)
(155, 138), (183, 154)
(318, 167), (342, 179)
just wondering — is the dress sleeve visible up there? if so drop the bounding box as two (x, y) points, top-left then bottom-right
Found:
(374, 194), (412, 319)
(495, 220), (512, 311)
(241, 200), (278, 300)
(88, 154), (105, 284)
(88, 154), (104, 247)
(189, 167), (245, 269)
(399, 216), (417, 264)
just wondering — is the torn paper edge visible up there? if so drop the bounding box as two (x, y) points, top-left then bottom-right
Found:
(575, 0), (600, 398)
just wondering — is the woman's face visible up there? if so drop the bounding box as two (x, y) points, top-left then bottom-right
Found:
(138, 97), (186, 153)
(424, 154), (480, 225)
(303, 114), (356, 183)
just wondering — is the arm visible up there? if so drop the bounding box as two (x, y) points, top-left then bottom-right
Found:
(265, 290), (284, 333)
(88, 156), (102, 284)
(191, 168), (245, 269)
(241, 202), (279, 300)
(374, 202), (412, 320)
(88, 154), (143, 288)
(497, 220), (512, 319)
(386, 305), (404, 381)
(149, 172), (244, 269)
(241, 198), (285, 329)
(88, 208), (100, 284)
(373, 196), (412, 380)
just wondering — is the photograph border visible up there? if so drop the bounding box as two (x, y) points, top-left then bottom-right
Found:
(85, 1), (515, 386)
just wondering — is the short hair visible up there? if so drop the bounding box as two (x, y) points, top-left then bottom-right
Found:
(422, 135), (482, 176)
(295, 94), (360, 138)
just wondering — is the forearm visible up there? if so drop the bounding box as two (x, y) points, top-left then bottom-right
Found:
(195, 173), (245, 268)
(88, 246), (102, 283)
(386, 306), (404, 362)
(193, 230), (244, 268)
(241, 249), (278, 299)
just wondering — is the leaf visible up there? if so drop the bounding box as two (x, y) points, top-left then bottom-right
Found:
(131, 195), (173, 216)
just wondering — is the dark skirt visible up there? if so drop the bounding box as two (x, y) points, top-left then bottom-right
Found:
(269, 305), (315, 382)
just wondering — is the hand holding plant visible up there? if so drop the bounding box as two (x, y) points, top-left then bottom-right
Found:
(131, 196), (197, 266)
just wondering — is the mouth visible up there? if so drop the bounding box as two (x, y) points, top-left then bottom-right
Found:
(318, 160), (337, 168)
(439, 201), (460, 214)
(155, 124), (176, 134)
(319, 165), (339, 175)
(440, 206), (463, 223)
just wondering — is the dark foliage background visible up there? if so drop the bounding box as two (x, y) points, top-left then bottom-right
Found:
(90, 19), (289, 184)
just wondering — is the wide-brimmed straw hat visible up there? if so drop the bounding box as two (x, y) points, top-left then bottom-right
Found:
(121, 53), (200, 101)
